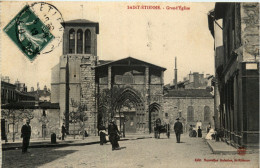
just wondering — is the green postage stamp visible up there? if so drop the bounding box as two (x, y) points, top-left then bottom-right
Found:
(3, 5), (54, 61)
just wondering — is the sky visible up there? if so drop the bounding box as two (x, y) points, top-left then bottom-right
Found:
(1, 2), (215, 90)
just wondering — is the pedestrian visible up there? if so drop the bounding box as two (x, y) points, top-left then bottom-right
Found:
(108, 119), (121, 150)
(206, 123), (211, 133)
(21, 119), (31, 154)
(196, 120), (202, 131)
(61, 123), (66, 140)
(99, 124), (107, 145)
(198, 126), (202, 137)
(174, 118), (183, 143)
(188, 125), (193, 137)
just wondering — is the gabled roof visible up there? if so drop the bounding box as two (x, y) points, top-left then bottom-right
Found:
(95, 57), (166, 71)
(98, 60), (113, 66)
(164, 89), (213, 98)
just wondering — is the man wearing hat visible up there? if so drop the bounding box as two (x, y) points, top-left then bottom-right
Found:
(21, 119), (31, 153)
(174, 118), (183, 143)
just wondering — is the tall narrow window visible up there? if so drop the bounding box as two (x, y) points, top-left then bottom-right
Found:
(187, 106), (194, 122)
(204, 106), (210, 121)
(69, 29), (75, 54)
(77, 29), (83, 54)
(85, 29), (91, 54)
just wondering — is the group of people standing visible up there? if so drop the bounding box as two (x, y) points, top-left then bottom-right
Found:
(189, 121), (211, 138)
(99, 119), (121, 151)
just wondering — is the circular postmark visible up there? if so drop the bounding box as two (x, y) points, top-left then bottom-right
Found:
(15, 2), (64, 60)
(30, 2), (64, 54)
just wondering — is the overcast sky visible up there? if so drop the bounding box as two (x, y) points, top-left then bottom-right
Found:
(1, 2), (215, 90)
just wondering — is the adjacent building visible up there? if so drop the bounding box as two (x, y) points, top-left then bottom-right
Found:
(1, 79), (59, 140)
(208, 2), (259, 148)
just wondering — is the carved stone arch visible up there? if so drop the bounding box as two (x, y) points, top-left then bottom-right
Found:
(149, 102), (161, 132)
(114, 87), (144, 133)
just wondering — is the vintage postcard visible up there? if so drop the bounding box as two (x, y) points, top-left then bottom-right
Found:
(0, 1), (259, 168)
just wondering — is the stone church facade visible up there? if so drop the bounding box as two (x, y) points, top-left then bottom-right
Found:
(51, 19), (166, 134)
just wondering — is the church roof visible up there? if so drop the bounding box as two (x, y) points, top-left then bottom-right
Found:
(62, 19), (99, 34)
(164, 89), (213, 98)
(95, 57), (166, 71)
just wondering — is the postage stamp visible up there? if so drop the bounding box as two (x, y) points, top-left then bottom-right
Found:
(30, 2), (64, 54)
(3, 5), (55, 61)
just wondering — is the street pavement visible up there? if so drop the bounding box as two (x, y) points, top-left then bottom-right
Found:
(2, 133), (259, 168)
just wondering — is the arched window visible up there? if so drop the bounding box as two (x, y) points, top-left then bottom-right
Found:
(77, 29), (83, 54)
(204, 106), (210, 121)
(85, 29), (91, 54)
(69, 29), (75, 54)
(187, 106), (194, 122)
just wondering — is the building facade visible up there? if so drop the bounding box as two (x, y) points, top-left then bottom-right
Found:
(163, 89), (214, 132)
(1, 79), (59, 141)
(51, 19), (166, 134)
(208, 2), (259, 148)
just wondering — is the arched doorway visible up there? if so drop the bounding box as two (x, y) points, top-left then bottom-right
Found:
(114, 88), (144, 133)
(149, 103), (161, 133)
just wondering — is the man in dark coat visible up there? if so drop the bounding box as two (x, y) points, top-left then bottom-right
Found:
(99, 124), (107, 145)
(108, 120), (120, 151)
(21, 119), (31, 153)
(61, 123), (66, 140)
(198, 126), (202, 138)
(174, 118), (183, 143)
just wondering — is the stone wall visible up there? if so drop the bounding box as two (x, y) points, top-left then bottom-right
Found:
(5, 109), (60, 141)
(163, 97), (214, 132)
(80, 55), (97, 135)
(241, 3), (259, 62)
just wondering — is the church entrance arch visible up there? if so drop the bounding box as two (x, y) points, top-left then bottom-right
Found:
(149, 103), (161, 133)
(114, 88), (144, 133)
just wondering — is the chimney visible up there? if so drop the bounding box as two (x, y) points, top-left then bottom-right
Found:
(174, 57), (178, 90)
(31, 87), (34, 92)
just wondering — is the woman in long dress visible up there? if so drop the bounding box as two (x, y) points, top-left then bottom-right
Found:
(108, 120), (121, 151)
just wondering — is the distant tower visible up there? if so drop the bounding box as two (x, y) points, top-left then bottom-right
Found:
(174, 57), (178, 90)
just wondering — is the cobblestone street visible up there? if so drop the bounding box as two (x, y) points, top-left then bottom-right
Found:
(2, 134), (259, 168)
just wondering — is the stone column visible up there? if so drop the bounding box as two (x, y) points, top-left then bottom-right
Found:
(75, 29), (77, 54)
(83, 31), (85, 54)
(145, 66), (149, 133)
(108, 66), (112, 90)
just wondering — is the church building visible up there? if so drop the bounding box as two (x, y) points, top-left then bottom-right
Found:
(51, 19), (166, 134)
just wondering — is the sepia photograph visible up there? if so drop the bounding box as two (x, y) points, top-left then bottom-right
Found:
(0, 1), (259, 167)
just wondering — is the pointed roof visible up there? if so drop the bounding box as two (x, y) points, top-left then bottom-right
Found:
(95, 57), (166, 71)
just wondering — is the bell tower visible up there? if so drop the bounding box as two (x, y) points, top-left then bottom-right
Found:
(62, 19), (99, 55)
(58, 19), (99, 134)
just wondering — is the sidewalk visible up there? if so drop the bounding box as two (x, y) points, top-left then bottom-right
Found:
(206, 139), (238, 154)
(2, 134), (153, 151)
